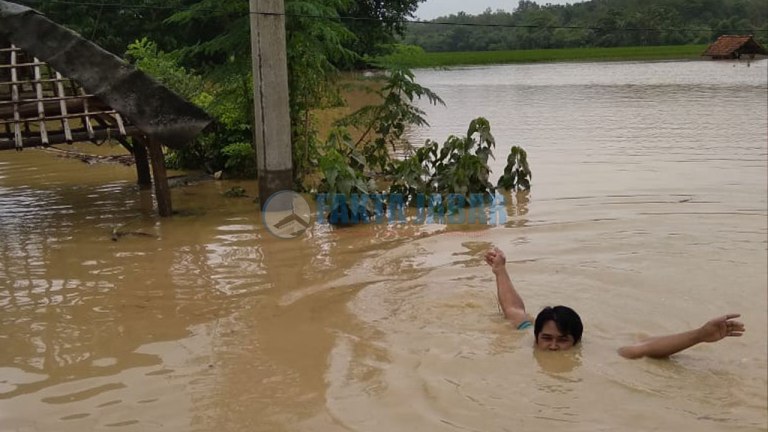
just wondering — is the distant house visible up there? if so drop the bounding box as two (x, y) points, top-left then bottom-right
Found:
(702, 35), (768, 60)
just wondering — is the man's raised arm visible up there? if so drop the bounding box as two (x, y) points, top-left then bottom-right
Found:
(485, 247), (529, 327)
(618, 314), (745, 359)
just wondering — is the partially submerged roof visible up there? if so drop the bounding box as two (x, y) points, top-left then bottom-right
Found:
(702, 35), (768, 58)
(0, 0), (212, 150)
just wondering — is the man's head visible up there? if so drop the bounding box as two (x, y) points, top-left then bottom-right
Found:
(534, 306), (583, 351)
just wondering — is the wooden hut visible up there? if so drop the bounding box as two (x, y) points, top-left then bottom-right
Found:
(702, 35), (768, 60)
(0, 1), (212, 216)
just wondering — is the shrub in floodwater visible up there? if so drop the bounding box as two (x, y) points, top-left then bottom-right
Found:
(497, 146), (532, 192)
(314, 68), (533, 226)
(317, 117), (534, 226)
(390, 117), (498, 206)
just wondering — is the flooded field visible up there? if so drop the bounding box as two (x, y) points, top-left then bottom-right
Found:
(1, 59), (766, 431)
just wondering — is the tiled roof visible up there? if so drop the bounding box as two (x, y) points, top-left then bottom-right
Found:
(703, 35), (767, 57)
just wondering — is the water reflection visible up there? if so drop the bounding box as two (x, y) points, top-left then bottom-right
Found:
(0, 165), (266, 415)
(503, 190), (530, 228)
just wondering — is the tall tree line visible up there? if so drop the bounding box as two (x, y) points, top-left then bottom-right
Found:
(405, 0), (768, 51)
(18, 0), (424, 62)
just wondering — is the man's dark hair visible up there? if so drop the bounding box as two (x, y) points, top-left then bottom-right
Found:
(534, 306), (583, 344)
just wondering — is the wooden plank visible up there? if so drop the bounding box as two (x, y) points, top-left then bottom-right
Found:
(55, 72), (73, 142)
(0, 109), (121, 126)
(80, 88), (95, 139)
(9, 45), (22, 149)
(133, 138), (152, 190)
(33, 58), (49, 146)
(91, 114), (131, 146)
(114, 113), (127, 136)
(145, 137), (173, 217)
(0, 98), (108, 119)
(0, 77), (73, 86)
(0, 61), (47, 69)
(0, 125), (141, 150)
(0, 94), (95, 107)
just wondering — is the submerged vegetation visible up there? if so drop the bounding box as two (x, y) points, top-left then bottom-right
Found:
(317, 71), (531, 223)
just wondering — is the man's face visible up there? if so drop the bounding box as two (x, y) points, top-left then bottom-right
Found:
(535, 320), (576, 351)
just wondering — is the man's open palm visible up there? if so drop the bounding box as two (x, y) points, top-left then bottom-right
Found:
(699, 314), (745, 343)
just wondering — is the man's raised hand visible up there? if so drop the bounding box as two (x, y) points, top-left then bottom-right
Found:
(485, 247), (507, 274)
(697, 314), (745, 343)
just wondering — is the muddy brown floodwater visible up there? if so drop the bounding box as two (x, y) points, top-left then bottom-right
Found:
(1, 59), (766, 431)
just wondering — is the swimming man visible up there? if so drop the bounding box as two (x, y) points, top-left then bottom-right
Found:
(485, 247), (745, 358)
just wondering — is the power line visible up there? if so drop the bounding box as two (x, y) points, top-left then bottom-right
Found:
(22, 0), (768, 34)
(89, 0), (106, 40)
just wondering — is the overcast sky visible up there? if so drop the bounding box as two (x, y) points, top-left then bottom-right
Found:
(415, 1), (583, 20)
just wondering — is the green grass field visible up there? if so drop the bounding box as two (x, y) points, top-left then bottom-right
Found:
(377, 45), (709, 68)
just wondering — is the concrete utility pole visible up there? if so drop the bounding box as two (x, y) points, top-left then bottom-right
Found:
(249, 0), (293, 205)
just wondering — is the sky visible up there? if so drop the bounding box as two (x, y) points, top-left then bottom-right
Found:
(415, 0), (582, 21)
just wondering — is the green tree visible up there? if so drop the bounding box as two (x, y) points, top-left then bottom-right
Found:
(344, 0), (426, 63)
(125, 38), (253, 176)
(18, 0), (196, 54)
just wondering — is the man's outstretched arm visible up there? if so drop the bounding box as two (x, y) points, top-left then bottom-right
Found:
(618, 314), (745, 359)
(485, 248), (528, 326)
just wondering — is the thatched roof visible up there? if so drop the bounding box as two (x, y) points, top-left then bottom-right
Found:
(0, 0), (212, 150)
(702, 35), (768, 58)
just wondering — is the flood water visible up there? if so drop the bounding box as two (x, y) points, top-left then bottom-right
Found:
(1, 60), (766, 431)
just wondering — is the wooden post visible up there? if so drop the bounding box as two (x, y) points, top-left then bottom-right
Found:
(249, 0), (293, 205)
(133, 138), (152, 190)
(144, 138), (173, 217)
(138, 189), (155, 217)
